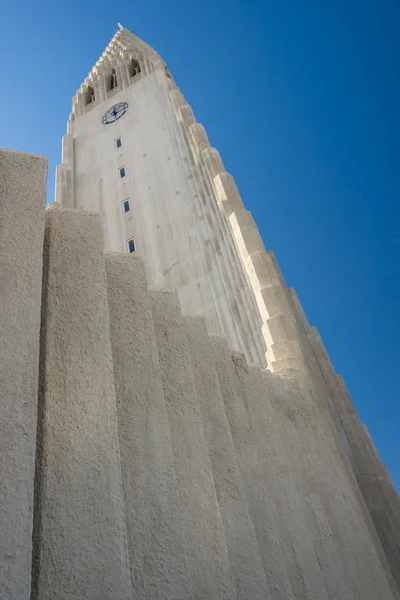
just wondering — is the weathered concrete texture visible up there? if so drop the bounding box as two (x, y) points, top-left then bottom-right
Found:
(185, 318), (270, 600)
(0, 149), (47, 600)
(1, 177), (399, 599)
(211, 338), (297, 600)
(267, 369), (397, 600)
(150, 290), (236, 600)
(212, 332), (398, 600)
(105, 253), (191, 599)
(289, 287), (400, 595)
(248, 366), (356, 600)
(33, 207), (133, 599)
(332, 379), (400, 594)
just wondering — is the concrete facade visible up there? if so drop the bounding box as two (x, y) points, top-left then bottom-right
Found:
(0, 149), (46, 600)
(32, 207), (133, 600)
(0, 25), (399, 600)
(0, 162), (398, 596)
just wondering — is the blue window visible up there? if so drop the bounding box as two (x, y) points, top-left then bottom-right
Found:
(128, 238), (136, 253)
(119, 166), (126, 178)
(115, 137), (122, 149)
(123, 200), (130, 213)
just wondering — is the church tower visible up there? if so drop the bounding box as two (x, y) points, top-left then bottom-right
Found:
(55, 25), (274, 369)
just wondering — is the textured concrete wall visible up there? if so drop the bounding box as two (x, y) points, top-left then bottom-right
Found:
(150, 290), (236, 600)
(32, 207), (133, 599)
(185, 318), (270, 600)
(1, 151), (399, 600)
(105, 253), (191, 599)
(0, 149), (46, 600)
(288, 287), (400, 594)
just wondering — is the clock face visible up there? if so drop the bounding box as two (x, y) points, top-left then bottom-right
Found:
(102, 102), (128, 124)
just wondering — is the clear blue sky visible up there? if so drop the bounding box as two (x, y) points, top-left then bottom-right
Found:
(1, 1), (399, 487)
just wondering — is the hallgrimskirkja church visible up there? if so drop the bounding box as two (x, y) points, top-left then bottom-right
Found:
(1, 25), (399, 600)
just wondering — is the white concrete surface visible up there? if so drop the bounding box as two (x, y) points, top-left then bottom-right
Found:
(105, 253), (191, 599)
(185, 318), (270, 600)
(150, 289), (236, 600)
(0, 179), (398, 598)
(32, 207), (133, 599)
(0, 149), (46, 600)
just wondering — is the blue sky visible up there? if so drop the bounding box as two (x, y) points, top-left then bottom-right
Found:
(1, 0), (399, 487)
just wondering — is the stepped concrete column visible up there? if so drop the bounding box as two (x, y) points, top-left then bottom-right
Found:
(185, 317), (270, 600)
(54, 162), (67, 206)
(169, 89), (187, 111)
(92, 78), (100, 107)
(56, 133), (74, 208)
(0, 149), (47, 600)
(104, 254), (191, 599)
(173, 105), (265, 366)
(178, 104), (196, 129)
(75, 90), (85, 117)
(116, 61), (128, 90)
(32, 206), (133, 600)
(150, 290), (236, 600)
(212, 171), (306, 372)
(71, 95), (78, 119)
(97, 72), (107, 103)
(211, 337), (299, 600)
(289, 288), (400, 595)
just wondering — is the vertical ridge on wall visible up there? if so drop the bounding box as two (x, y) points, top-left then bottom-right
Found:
(1, 147), (399, 600)
(176, 103), (244, 354)
(165, 90), (222, 335)
(248, 366), (354, 600)
(185, 317), (270, 600)
(288, 287), (400, 594)
(150, 289), (236, 600)
(210, 337), (310, 600)
(169, 90), (266, 367)
(186, 122), (261, 364)
(105, 253), (192, 599)
(32, 206), (133, 600)
(261, 368), (396, 600)
(0, 149), (47, 600)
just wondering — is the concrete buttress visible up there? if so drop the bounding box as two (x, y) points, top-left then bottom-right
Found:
(105, 253), (191, 599)
(0, 149), (46, 600)
(150, 290), (236, 600)
(31, 206), (133, 600)
(0, 145), (398, 600)
(185, 317), (270, 600)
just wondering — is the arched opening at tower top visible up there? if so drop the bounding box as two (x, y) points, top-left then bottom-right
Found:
(128, 58), (141, 78)
(107, 69), (118, 91)
(84, 85), (95, 105)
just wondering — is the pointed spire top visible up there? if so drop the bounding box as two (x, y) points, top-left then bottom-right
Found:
(74, 25), (166, 101)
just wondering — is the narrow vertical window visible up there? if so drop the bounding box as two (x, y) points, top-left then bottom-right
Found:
(119, 166), (126, 178)
(115, 137), (122, 149)
(123, 199), (130, 213)
(128, 238), (136, 253)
